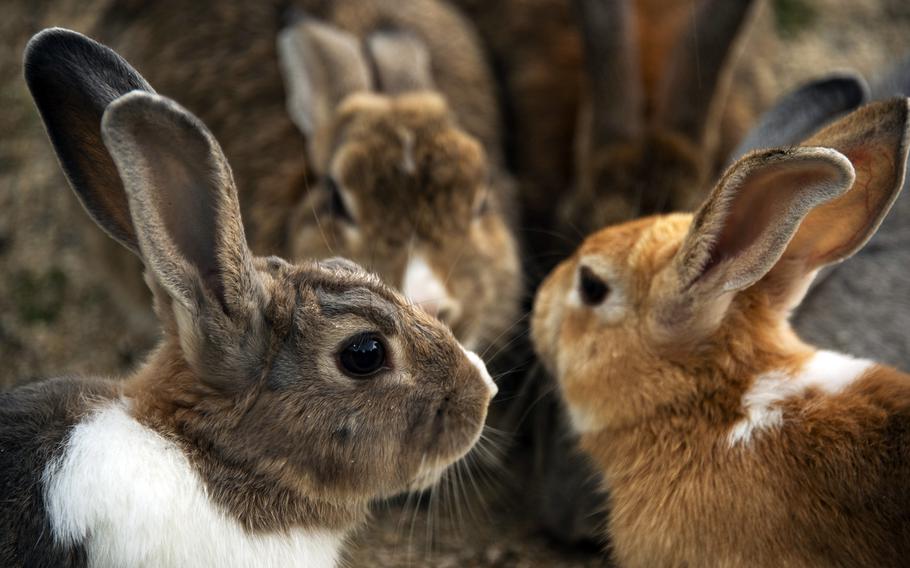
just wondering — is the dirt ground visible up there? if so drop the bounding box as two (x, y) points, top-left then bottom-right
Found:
(2, 1), (909, 566)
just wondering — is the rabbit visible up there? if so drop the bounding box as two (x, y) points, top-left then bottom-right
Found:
(45, 0), (521, 369)
(531, 97), (910, 566)
(274, 10), (522, 357)
(563, 0), (769, 239)
(521, 0), (874, 543)
(1, 27), (497, 568)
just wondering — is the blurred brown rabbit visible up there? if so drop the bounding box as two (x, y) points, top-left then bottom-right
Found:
(566, 0), (770, 237)
(59, 0), (522, 362)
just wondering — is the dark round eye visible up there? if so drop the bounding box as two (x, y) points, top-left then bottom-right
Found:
(473, 191), (490, 217)
(579, 266), (610, 306)
(324, 176), (355, 224)
(338, 334), (386, 378)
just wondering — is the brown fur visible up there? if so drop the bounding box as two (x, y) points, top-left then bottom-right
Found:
(23, 29), (496, 544)
(62, 0), (522, 358)
(532, 99), (910, 565)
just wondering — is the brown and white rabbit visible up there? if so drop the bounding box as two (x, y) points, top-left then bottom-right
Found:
(61, 1), (521, 363)
(274, 8), (521, 355)
(532, 98), (910, 566)
(0, 28), (496, 567)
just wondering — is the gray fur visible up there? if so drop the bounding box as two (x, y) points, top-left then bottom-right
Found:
(730, 73), (870, 164)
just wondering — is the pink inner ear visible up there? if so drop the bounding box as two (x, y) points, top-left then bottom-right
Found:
(790, 144), (899, 269)
(708, 167), (834, 276)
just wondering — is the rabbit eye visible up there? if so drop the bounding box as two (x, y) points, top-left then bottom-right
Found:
(338, 333), (387, 378)
(473, 191), (490, 217)
(325, 176), (355, 224)
(579, 266), (610, 306)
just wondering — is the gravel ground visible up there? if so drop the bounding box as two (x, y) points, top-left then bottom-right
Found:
(1, 1), (909, 566)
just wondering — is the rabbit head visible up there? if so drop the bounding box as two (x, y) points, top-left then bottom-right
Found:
(566, 0), (760, 236)
(26, 28), (497, 529)
(276, 18), (521, 353)
(533, 98), (909, 433)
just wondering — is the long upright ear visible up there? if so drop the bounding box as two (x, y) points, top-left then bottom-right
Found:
(366, 30), (434, 94)
(277, 18), (371, 142)
(767, 98), (910, 291)
(729, 72), (869, 164)
(655, 0), (757, 145)
(24, 28), (155, 256)
(650, 147), (855, 340)
(574, 0), (642, 145)
(100, 92), (262, 319)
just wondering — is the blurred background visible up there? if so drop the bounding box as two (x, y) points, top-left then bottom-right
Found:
(1, 1), (908, 565)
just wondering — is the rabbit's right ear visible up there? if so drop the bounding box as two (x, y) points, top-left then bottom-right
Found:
(277, 18), (371, 141)
(650, 147), (856, 342)
(24, 28), (155, 256)
(366, 30), (434, 94)
(729, 72), (869, 163)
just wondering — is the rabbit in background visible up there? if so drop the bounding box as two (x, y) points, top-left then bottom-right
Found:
(533, 97), (910, 566)
(1, 28), (497, 567)
(58, 0), (522, 365)
(275, 11), (522, 357)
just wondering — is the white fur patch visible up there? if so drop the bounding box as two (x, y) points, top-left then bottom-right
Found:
(728, 350), (874, 447)
(44, 402), (344, 567)
(460, 345), (498, 396)
(566, 404), (603, 434)
(402, 254), (451, 318)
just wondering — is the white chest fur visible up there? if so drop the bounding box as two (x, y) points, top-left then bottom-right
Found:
(43, 402), (343, 568)
(728, 350), (874, 447)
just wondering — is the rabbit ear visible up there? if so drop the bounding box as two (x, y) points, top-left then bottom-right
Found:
(277, 17), (371, 141)
(654, 0), (757, 145)
(100, 91), (263, 319)
(366, 30), (434, 94)
(767, 99), (910, 291)
(729, 72), (869, 164)
(651, 147), (855, 340)
(575, 0), (642, 144)
(24, 27), (155, 256)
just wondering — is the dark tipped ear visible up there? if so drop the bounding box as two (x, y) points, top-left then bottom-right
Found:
(100, 92), (260, 315)
(366, 30), (434, 94)
(277, 17), (371, 141)
(730, 72), (869, 163)
(655, 0), (758, 145)
(24, 28), (155, 256)
(650, 147), (855, 340)
(574, 0), (642, 145)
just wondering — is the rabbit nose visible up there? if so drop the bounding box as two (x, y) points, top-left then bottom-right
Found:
(402, 254), (461, 326)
